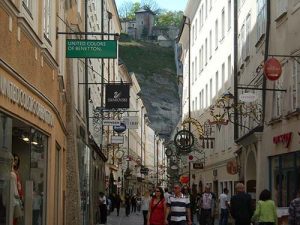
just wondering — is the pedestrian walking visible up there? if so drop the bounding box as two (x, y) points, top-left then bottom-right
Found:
(165, 183), (192, 225)
(131, 194), (137, 213)
(125, 194), (131, 216)
(219, 188), (229, 225)
(147, 187), (165, 225)
(98, 192), (107, 224)
(230, 183), (253, 225)
(115, 194), (122, 216)
(251, 189), (277, 225)
(198, 185), (216, 225)
(142, 190), (151, 225)
(288, 189), (300, 225)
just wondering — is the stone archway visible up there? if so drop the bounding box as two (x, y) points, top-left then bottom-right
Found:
(245, 148), (257, 196)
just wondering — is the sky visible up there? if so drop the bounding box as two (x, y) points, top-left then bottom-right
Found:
(115, 0), (187, 12)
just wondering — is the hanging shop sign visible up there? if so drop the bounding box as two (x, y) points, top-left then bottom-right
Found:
(122, 116), (139, 129)
(193, 163), (204, 169)
(0, 75), (54, 127)
(264, 58), (282, 81)
(239, 92), (258, 103)
(226, 160), (238, 175)
(103, 119), (121, 126)
(273, 132), (292, 148)
(105, 84), (130, 109)
(113, 122), (127, 133)
(111, 136), (124, 144)
(180, 176), (189, 184)
(66, 39), (117, 58)
(174, 129), (194, 153)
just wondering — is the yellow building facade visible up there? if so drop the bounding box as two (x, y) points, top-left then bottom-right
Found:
(0, 0), (67, 224)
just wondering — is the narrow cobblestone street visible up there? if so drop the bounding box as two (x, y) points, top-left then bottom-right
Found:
(106, 208), (143, 225)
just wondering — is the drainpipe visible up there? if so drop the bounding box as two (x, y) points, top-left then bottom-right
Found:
(233, 0), (238, 141)
(262, 0), (271, 127)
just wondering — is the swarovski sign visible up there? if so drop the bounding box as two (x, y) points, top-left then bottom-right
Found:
(0, 75), (54, 127)
(105, 84), (130, 109)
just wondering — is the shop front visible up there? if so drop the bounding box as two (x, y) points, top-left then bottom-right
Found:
(0, 112), (49, 225)
(269, 151), (300, 206)
(0, 65), (66, 225)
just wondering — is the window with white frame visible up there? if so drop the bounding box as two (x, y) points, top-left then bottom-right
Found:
(195, 97), (198, 110)
(210, 0), (213, 10)
(215, 71), (219, 96)
(199, 7), (203, 29)
(201, 5), (204, 27)
(192, 100), (195, 111)
(205, 0), (208, 18)
(276, 0), (288, 20)
(209, 30), (212, 58)
(205, 38), (208, 65)
(227, 55), (231, 81)
(241, 23), (246, 60)
(215, 19), (219, 49)
(221, 9), (225, 39)
(245, 13), (251, 59)
(257, 0), (266, 41)
(205, 84), (208, 107)
(291, 60), (300, 111)
(201, 89), (204, 108)
(192, 61), (195, 84)
(228, 0), (232, 30)
(273, 76), (283, 118)
(201, 46), (204, 69)
(195, 19), (198, 40)
(44, 0), (51, 39)
(222, 63), (225, 88)
(195, 56), (198, 81)
(23, 0), (32, 11)
(192, 25), (195, 45)
(199, 92), (202, 109)
(199, 49), (202, 73)
(210, 79), (213, 103)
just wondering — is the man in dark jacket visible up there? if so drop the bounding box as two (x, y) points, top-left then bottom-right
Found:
(230, 183), (253, 225)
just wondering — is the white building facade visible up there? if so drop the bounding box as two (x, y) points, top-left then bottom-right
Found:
(179, 0), (238, 197)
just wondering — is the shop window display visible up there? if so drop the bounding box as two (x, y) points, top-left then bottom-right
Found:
(0, 112), (47, 225)
(270, 152), (300, 207)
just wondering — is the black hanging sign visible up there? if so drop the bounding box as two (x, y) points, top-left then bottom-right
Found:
(105, 84), (130, 109)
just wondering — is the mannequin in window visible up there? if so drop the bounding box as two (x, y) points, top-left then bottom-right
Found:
(11, 153), (23, 224)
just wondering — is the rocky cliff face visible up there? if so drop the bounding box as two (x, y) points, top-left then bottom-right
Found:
(135, 72), (180, 136)
(119, 41), (180, 136)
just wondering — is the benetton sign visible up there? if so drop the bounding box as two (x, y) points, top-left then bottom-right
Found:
(66, 39), (117, 58)
(0, 75), (54, 126)
(105, 84), (130, 109)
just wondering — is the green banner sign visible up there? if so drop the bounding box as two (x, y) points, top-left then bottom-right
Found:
(66, 39), (117, 58)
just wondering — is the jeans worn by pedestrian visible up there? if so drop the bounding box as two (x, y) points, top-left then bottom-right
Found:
(219, 208), (229, 225)
(170, 221), (187, 225)
(200, 208), (212, 225)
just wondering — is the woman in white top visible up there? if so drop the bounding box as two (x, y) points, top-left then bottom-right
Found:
(141, 191), (151, 225)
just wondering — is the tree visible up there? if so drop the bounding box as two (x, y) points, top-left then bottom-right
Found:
(118, 1), (140, 20)
(141, 0), (160, 13)
(118, 1), (133, 19)
(156, 10), (183, 27)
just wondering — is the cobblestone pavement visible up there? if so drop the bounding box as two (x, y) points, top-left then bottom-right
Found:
(106, 208), (144, 225)
(101, 208), (222, 225)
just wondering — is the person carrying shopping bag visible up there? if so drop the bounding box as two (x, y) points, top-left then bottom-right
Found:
(251, 189), (277, 225)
